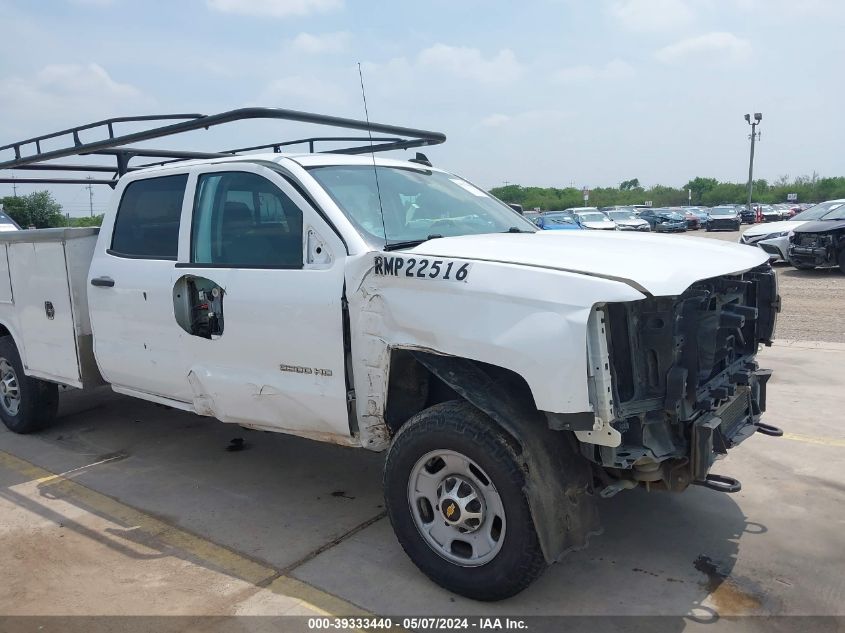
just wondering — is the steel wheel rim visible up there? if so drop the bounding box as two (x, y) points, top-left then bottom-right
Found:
(407, 449), (506, 567)
(0, 358), (21, 416)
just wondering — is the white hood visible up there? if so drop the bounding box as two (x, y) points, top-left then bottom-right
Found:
(407, 231), (769, 296)
(742, 219), (806, 237)
(581, 221), (617, 230)
(616, 218), (649, 228)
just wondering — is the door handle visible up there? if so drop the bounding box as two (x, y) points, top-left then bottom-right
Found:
(91, 276), (115, 288)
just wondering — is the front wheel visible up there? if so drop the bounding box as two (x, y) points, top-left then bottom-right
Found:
(384, 401), (546, 601)
(0, 336), (59, 434)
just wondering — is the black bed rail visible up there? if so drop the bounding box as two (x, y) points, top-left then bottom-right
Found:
(0, 107), (447, 187)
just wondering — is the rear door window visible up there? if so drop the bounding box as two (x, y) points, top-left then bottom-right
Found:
(110, 174), (188, 259)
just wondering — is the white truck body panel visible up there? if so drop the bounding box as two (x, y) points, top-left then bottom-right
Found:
(0, 228), (102, 388)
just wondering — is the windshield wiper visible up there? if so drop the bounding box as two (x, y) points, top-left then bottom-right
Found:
(503, 226), (530, 233)
(383, 234), (443, 251)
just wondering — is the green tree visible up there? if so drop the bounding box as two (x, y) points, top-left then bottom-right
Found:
(620, 178), (640, 191)
(69, 214), (103, 227)
(1, 191), (64, 228)
(684, 177), (718, 204)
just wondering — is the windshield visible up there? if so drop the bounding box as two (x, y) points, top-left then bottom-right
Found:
(793, 200), (845, 221)
(578, 212), (609, 223)
(608, 211), (637, 221)
(823, 205), (845, 221)
(308, 165), (535, 247)
(545, 212), (577, 224)
(710, 207), (735, 216)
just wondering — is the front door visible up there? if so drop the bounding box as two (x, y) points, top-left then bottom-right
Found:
(174, 164), (350, 438)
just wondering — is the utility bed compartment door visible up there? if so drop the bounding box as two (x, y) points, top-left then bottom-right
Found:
(8, 241), (80, 384)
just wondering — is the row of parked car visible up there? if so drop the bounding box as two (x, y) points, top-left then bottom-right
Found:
(523, 205), (748, 233)
(740, 199), (845, 273)
(520, 200), (844, 273)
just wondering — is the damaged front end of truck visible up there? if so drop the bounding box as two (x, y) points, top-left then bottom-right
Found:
(585, 264), (782, 497)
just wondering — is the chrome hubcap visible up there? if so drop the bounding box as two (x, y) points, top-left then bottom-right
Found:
(408, 450), (506, 567)
(0, 358), (21, 416)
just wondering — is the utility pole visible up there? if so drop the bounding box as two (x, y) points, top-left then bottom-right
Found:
(744, 112), (762, 215)
(86, 176), (94, 217)
(11, 173), (17, 198)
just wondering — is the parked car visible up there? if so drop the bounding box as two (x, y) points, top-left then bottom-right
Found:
(740, 199), (845, 262)
(572, 209), (617, 230)
(788, 201), (845, 272)
(0, 211), (21, 232)
(638, 208), (687, 232)
(735, 205), (757, 224)
(537, 211), (582, 230)
(758, 205), (781, 223)
(771, 204), (795, 220)
(684, 207), (710, 224)
(523, 210), (542, 226)
(705, 206), (742, 232)
(673, 207), (701, 230)
(605, 209), (650, 232)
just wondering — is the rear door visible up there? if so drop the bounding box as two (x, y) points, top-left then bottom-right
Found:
(173, 163), (350, 438)
(88, 173), (194, 402)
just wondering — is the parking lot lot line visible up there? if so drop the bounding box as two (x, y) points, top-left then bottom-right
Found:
(781, 432), (845, 448)
(0, 448), (369, 617)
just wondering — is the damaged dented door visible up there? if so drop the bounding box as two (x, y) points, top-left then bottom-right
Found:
(174, 164), (350, 438)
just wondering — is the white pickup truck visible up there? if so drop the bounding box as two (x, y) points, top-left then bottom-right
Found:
(0, 109), (782, 600)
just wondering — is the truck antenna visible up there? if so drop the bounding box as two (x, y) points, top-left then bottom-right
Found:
(357, 62), (388, 245)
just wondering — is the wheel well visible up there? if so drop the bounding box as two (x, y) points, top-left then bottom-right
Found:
(384, 349), (537, 435)
(0, 323), (11, 341)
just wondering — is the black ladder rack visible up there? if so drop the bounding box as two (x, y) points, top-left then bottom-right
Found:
(0, 107), (446, 187)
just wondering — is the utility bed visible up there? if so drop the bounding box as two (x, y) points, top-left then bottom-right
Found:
(0, 227), (103, 388)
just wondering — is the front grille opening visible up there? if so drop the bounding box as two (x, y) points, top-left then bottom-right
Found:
(607, 303), (635, 402)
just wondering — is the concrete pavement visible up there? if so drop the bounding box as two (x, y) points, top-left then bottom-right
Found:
(1, 342), (843, 621)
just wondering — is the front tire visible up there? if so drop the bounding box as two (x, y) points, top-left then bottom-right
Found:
(0, 336), (59, 434)
(384, 400), (546, 601)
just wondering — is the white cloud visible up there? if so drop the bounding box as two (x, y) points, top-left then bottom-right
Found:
(207, 0), (343, 18)
(0, 64), (153, 132)
(416, 44), (523, 84)
(554, 59), (635, 83)
(655, 32), (752, 64)
(480, 114), (511, 128)
(606, 0), (694, 32)
(289, 31), (350, 54)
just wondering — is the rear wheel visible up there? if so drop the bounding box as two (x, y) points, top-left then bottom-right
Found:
(0, 336), (59, 434)
(384, 400), (546, 601)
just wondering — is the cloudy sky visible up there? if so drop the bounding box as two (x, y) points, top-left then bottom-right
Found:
(1, 0), (843, 215)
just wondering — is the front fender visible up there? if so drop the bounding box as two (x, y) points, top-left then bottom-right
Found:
(346, 252), (644, 449)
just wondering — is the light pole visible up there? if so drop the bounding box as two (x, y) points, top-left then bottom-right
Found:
(744, 112), (762, 216)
